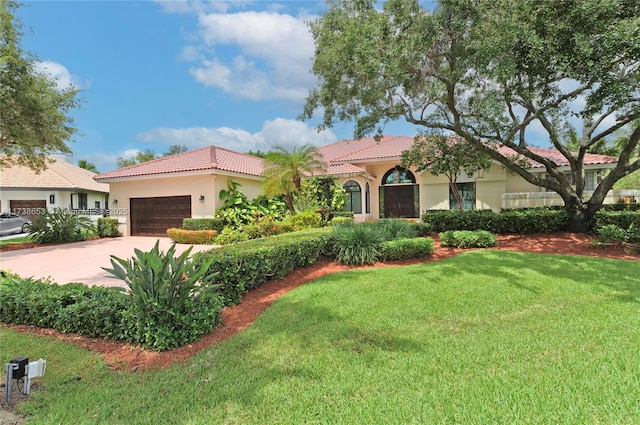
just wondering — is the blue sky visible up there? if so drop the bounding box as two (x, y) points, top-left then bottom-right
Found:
(18, 0), (558, 174)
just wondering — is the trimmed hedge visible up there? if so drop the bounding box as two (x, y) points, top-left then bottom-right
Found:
(193, 228), (334, 305)
(379, 237), (435, 261)
(167, 228), (218, 244)
(422, 209), (568, 234)
(0, 274), (130, 340)
(439, 230), (498, 248)
(183, 218), (226, 232)
(589, 210), (640, 231)
(97, 217), (119, 237)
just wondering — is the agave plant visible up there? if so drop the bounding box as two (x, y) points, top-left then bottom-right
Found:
(102, 240), (216, 313)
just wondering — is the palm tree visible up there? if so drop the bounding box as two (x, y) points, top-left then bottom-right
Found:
(77, 159), (98, 173)
(261, 144), (326, 214)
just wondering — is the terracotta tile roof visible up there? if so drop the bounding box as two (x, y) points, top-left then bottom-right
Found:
(326, 163), (374, 179)
(318, 135), (414, 164)
(495, 145), (619, 169)
(0, 157), (109, 192)
(94, 146), (264, 181)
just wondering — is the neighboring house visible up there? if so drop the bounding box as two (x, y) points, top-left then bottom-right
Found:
(94, 136), (634, 236)
(0, 156), (109, 223)
(94, 146), (263, 236)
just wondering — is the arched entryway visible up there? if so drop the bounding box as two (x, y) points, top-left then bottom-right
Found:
(379, 166), (419, 218)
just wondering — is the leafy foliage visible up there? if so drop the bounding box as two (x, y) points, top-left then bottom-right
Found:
(401, 133), (492, 210)
(332, 222), (385, 265)
(439, 230), (498, 248)
(97, 217), (119, 237)
(116, 145), (188, 168)
(422, 209), (569, 234)
(102, 240), (222, 350)
(29, 208), (96, 243)
(194, 228), (334, 305)
(379, 237), (434, 261)
(289, 210), (323, 230)
(0, 0), (82, 172)
(303, 0), (640, 232)
(166, 228), (218, 244)
(378, 219), (416, 240)
(261, 144), (327, 214)
(183, 217), (226, 232)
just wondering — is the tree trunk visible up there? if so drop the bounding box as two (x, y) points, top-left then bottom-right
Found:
(284, 193), (296, 215)
(567, 207), (588, 233)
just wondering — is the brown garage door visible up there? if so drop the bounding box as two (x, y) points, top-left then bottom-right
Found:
(9, 200), (47, 222)
(130, 196), (191, 236)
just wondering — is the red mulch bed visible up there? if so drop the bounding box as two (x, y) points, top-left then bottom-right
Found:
(2, 233), (638, 372)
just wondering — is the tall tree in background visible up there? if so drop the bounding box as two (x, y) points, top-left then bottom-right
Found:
(77, 159), (98, 173)
(401, 132), (492, 211)
(0, 0), (82, 172)
(116, 145), (188, 168)
(261, 144), (326, 214)
(303, 0), (640, 232)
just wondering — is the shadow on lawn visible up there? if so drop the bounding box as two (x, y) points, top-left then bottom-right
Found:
(429, 250), (640, 303)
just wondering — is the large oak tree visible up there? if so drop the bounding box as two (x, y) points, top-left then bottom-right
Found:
(303, 0), (640, 232)
(1, 0), (82, 172)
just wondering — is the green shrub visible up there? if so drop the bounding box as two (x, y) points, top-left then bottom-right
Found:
(0, 273), (129, 340)
(167, 228), (218, 244)
(214, 227), (250, 245)
(379, 219), (417, 240)
(595, 225), (628, 247)
(29, 208), (97, 244)
(102, 241), (223, 350)
(330, 216), (353, 226)
(332, 211), (355, 218)
(422, 209), (569, 234)
(439, 230), (498, 248)
(193, 229), (333, 305)
(497, 209), (569, 233)
(183, 218), (226, 232)
(410, 221), (433, 236)
(589, 210), (640, 232)
(379, 237), (434, 261)
(332, 222), (384, 265)
(289, 211), (323, 230)
(97, 217), (119, 237)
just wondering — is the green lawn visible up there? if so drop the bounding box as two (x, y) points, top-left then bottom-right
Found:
(2, 251), (639, 424)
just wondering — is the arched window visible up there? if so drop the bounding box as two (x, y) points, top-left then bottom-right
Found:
(382, 166), (416, 185)
(343, 180), (362, 214)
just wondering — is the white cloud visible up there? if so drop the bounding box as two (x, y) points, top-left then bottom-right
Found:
(136, 118), (336, 152)
(261, 118), (336, 148)
(187, 10), (316, 101)
(34, 61), (90, 91)
(154, 0), (230, 15)
(137, 126), (269, 153)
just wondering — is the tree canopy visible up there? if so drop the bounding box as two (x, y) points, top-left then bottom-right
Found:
(116, 144), (188, 168)
(401, 132), (492, 210)
(303, 0), (640, 231)
(77, 159), (98, 173)
(0, 0), (82, 172)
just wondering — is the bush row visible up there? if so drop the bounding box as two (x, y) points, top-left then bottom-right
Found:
(439, 230), (498, 248)
(192, 228), (334, 305)
(422, 208), (640, 234)
(422, 209), (569, 234)
(183, 218), (226, 232)
(97, 218), (119, 237)
(167, 228), (218, 244)
(0, 271), (224, 351)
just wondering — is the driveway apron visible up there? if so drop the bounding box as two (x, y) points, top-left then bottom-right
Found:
(0, 237), (216, 288)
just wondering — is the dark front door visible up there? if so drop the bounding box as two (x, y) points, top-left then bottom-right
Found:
(130, 196), (191, 236)
(383, 185), (417, 218)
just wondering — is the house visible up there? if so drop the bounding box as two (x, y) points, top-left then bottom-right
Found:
(0, 155), (109, 223)
(94, 146), (264, 236)
(94, 136), (629, 236)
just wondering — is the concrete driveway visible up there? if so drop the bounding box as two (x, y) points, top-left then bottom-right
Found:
(0, 237), (217, 288)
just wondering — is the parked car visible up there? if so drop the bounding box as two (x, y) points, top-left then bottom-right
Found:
(0, 212), (32, 235)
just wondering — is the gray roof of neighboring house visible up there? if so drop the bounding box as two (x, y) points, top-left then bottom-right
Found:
(0, 158), (109, 192)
